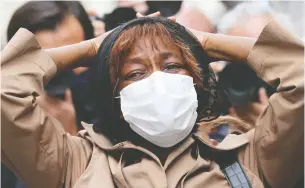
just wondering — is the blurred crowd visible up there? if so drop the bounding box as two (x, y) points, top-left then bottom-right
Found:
(1, 1), (304, 188)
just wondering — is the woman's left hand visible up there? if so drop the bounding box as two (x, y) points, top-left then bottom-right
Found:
(136, 12), (210, 57)
(135, 11), (176, 22)
(91, 11), (176, 55)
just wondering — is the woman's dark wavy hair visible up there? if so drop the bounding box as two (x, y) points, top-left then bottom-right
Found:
(90, 17), (228, 141)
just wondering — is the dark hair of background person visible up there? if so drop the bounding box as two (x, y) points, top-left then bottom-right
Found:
(7, 1), (94, 42)
(221, 1), (241, 10)
(98, 7), (137, 32)
(63, 1), (94, 40)
(96, 1), (182, 32)
(218, 63), (275, 107)
(145, 1), (182, 17)
(89, 17), (229, 143)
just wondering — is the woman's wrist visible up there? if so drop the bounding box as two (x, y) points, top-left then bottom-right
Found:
(45, 40), (92, 72)
(46, 33), (107, 72)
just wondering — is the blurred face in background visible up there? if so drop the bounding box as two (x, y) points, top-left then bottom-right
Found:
(35, 14), (85, 48)
(35, 13), (87, 75)
(175, 6), (215, 33)
(7, 1), (93, 74)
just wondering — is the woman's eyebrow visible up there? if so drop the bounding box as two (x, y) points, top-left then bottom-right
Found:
(125, 57), (143, 64)
(159, 52), (175, 59)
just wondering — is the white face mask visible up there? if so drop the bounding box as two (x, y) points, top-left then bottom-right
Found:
(119, 71), (198, 148)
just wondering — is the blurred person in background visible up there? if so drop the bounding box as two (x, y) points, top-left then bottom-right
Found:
(215, 3), (304, 187)
(218, 63), (275, 126)
(91, 7), (137, 32)
(6, 0), (95, 135)
(213, 1), (295, 127)
(217, 1), (297, 38)
(116, 1), (226, 33)
(269, 1), (304, 39)
(88, 1), (182, 34)
(100, 1), (181, 32)
(174, 2), (215, 33)
(7, 1), (94, 74)
(2, 2), (94, 187)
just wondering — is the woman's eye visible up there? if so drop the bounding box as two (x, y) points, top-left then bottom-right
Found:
(164, 63), (183, 71)
(125, 71), (145, 80)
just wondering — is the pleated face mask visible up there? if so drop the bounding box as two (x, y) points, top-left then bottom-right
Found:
(120, 71), (198, 147)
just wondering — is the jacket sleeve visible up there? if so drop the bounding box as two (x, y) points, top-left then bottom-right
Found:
(247, 21), (304, 188)
(1, 29), (91, 188)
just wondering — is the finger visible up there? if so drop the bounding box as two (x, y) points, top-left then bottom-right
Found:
(136, 12), (144, 18)
(167, 16), (176, 22)
(95, 31), (105, 37)
(95, 30), (105, 37)
(146, 11), (161, 17)
(92, 20), (105, 28)
(228, 107), (237, 117)
(92, 20), (106, 37)
(136, 11), (161, 18)
(248, 103), (264, 116)
(210, 139), (218, 146)
(258, 87), (269, 105)
(244, 114), (256, 127)
(87, 9), (98, 16)
(65, 89), (73, 103)
(73, 67), (88, 75)
(137, 11), (161, 18)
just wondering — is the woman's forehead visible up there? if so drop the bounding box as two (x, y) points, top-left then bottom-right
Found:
(126, 35), (181, 59)
(112, 22), (174, 53)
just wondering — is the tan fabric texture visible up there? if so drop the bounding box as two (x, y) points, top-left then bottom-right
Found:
(1, 20), (303, 188)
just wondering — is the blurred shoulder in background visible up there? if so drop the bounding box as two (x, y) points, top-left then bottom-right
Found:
(217, 1), (298, 38)
(213, 1), (297, 127)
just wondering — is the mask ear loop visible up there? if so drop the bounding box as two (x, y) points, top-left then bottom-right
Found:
(113, 61), (121, 99)
(112, 78), (120, 100)
(110, 78), (121, 143)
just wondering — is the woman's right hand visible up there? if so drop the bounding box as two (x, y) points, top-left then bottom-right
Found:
(188, 28), (256, 62)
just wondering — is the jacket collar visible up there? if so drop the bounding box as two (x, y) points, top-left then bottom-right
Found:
(81, 121), (249, 152)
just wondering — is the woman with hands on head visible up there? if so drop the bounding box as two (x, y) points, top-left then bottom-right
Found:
(1, 12), (303, 188)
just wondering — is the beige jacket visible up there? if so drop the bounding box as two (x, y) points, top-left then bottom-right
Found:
(1, 21), (303, 188)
